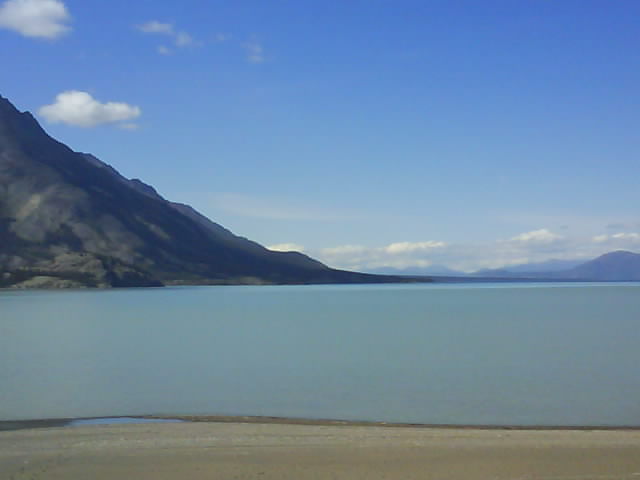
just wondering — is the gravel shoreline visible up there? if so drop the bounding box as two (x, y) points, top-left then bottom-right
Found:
(3, 414), (640, 432)
(2, 421), (640, 479)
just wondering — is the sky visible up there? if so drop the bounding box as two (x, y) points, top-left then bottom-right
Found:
(2, 0), (639, 272)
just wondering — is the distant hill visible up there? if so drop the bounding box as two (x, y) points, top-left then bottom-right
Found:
(472, 251), (640, 281)
(372, 251), (640, 283)
(559, 251), (640, 281)
(0, 94), (423, 288)
(472, 258), (585, 278)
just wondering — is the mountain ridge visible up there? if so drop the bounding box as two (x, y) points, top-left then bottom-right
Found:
(0, 94), (422, 288)
(469, 251), (640, 281)
(367, 251), (640, 282)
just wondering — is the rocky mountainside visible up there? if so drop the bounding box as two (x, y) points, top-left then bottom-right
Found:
(0, 94), (415, 288)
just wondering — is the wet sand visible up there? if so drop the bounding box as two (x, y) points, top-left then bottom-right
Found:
(3, 421), (640, 479)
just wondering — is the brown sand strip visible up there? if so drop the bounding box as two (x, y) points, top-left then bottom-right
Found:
(145, 414), (640, 430)
(2, 422), (640, 479)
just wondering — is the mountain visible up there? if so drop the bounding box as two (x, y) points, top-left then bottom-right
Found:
(498, 258), (585, 273)
(472, 259), (585, 278)
(0, 94), (423, 288)
(559, 251), (640, 281)
(472, 251), (640, 281)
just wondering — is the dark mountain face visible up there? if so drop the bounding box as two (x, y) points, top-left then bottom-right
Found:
(0, 94), (414, 288)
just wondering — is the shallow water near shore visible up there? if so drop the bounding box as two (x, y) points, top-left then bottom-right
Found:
(1, 283), (639, 426)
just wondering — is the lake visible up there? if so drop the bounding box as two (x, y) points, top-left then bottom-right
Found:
(1, 283), (639, 426)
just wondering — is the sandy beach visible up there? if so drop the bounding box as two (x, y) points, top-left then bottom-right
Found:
(2, 420), (640, 480)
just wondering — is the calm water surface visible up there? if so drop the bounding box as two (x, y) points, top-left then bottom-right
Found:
(1, 283), (639, 426)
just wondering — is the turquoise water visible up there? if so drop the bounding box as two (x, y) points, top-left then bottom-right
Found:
(1, 283), (639, 426)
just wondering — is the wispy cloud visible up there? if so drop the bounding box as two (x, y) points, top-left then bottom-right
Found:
(38, 91), (141, 128)
(496, 210), (640, 237)
(136, 25), (263, 62)
(313, 241), (448, 271)
(508, 228), (563, 244)
(242, 38), (266, 64)
(0, 0), (70, 39)
(209, 193), (352, 221)
(117, 122), (139, 131)
(214, 32), (231, 42)
(384, 241), (446, 254)
(267, 243), (305, 252)
(593, 232), (640, 246)
(137, 20), (173, 34)
(136, 20), (196, 54)
(175, 31), (193, 47)
(274, 227), (636, 273)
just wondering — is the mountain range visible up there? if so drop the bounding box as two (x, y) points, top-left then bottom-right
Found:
(468, 251), (640, 281)
(369, 251), (640, 282)
(0, 94), (419, 288)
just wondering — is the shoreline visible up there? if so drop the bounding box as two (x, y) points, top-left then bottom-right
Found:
(3, 413), (640, 432)
(3, 421), (640, 479)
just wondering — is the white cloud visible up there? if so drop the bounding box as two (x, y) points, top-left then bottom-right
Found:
(593, 232), (640, 246)
(509, 228), (563, 244)
(268, 243), (305, 252)
(0, 0), (70, 39)
(175, 31), (193, 47)
(314, 241), (447, 271)
(136, 20), (196, 51)
(38, 91), (141, 128)
(259, 227), (640, 274)
(305, 230), (624, 273)
(214, 32), (231, 42)
(137, 20), (173, 34)
(385, 241), (446, 254)
(611, 232), (640, 241)
(243, 39), (265, 63)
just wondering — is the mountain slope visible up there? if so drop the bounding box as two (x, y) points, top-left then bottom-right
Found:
(0, 94), (418, 288)
(472, 259), (585, 277)
(560, 251), (640, 281)
(470, 251), (640, 281)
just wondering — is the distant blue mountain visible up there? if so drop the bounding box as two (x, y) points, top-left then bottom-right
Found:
(473, 251), (640, 281)
(367, 265), (465, 276)
(472, 258), (584, 277)
(500, 258), (585, 273)
(560, 251), (640, 281)
(369, 251), (640, 282)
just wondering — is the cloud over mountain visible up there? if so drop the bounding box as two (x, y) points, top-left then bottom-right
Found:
(313, 241), (447, 271)
(268, 243), (305, 252)
(38, 91), (141, 128)
(274, 228), (636, 273)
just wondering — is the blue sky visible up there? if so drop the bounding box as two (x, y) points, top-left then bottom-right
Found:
(2, 0), (639, 271)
